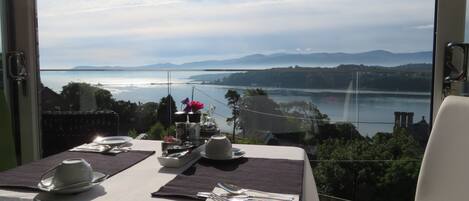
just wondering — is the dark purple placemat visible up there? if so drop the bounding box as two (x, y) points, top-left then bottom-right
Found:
(0, 150), (155, 190)
(152, 157), (304, 200)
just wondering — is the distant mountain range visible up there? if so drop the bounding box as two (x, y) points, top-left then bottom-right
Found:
(73, 50), (432, 70)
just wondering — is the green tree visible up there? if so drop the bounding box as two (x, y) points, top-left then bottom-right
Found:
(136, 102), (159, 131)
(61, 82), (91, 110)
(213, 64), (432, 92)
(313, 129), (423, 201)
(146, 122), (166, 140)
(127, 129), (138, 138)
(95, 89), (113, 110)
(146, 122), (176, 140)
(156, 95), (177, 128)
(244, 88), (268, 96)
(225, 89), (241, 139)
(61, 82), (114, 111)
(111, 100), (138, 133)
(57, 82), (159, 135)
(279, 101), (333, 145)
(239, 88), (285, 137)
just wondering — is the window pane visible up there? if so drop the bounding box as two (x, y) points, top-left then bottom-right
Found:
(37, 0), (435, 200)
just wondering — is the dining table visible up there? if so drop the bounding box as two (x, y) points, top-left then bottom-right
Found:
(0, 140), (319, 201)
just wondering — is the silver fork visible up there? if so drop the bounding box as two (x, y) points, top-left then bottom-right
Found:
(196, 192), (229, 201)
(209, 193), (229, 201)
(197, 192), (290, 201)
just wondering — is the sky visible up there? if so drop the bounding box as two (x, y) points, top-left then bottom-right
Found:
(37, 0), (435, 69)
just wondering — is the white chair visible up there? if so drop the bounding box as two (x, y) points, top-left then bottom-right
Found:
(415, 96), (469, 201)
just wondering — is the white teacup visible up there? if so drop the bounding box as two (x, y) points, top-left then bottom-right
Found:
(41, 158), (93, 189)
(205, 135), (232, 160)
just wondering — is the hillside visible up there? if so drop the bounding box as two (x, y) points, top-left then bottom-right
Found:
(209, 64), (432, 92)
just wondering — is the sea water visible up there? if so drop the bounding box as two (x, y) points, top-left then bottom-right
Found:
(40, 70), (431, 136)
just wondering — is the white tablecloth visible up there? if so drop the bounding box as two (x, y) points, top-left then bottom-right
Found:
(0, 140), (319, 201)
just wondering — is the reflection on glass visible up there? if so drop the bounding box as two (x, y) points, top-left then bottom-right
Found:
(37, 0), (435, 200)
(39, 66), (431, 200)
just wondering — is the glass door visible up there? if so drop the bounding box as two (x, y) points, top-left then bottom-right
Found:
(36, 0), (435, 200)
(0, 0), (17, 170)
(432, 0), (468, 119)
(1, 0), (41, 164)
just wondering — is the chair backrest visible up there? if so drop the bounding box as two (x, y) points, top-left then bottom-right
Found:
(415, 96), (469, 201)
(41, 110), (119, 157)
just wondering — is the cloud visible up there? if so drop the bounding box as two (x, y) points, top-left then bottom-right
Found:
(413, 24), (434, 29)
(38, 0), (182, 17)
(37, 0), (435, 68)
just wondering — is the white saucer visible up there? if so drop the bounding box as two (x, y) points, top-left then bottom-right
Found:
(38, 171), (108, 194)
(200, 148), (245, 160)
(94, 136), (132, 146)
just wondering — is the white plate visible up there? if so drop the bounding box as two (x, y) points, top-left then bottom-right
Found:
(93, 136), (132, 146)
(38, 171), (108, 194)
(200, 148), (245, 160)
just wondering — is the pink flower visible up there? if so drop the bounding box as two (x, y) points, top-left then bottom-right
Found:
(163, 135), (177, 143)
(183, 99), (204, 112)
(190, 101), (204, 112)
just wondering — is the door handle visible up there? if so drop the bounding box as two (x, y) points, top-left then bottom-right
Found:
(443, 42), (469, 96)
(7, 51), (28, 95)
(444, 42), (469, 82)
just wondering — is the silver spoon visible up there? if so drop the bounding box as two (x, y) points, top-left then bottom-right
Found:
(198, 192), (279, 201)
(217, 182), (295, 201)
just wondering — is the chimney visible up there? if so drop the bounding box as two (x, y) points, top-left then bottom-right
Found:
(394, 112), (415, 130)
(406, 112), (414, 127)
(394, 112), (402, 129)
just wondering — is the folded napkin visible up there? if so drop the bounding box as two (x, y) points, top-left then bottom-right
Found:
(70, 143), (131, 154)
(206, 187), (299, 201)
